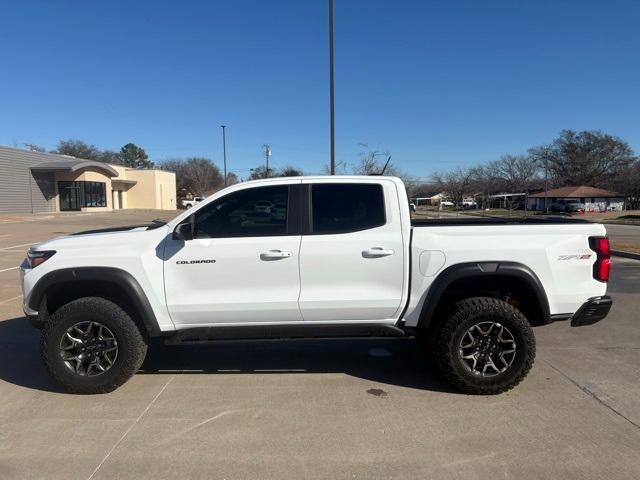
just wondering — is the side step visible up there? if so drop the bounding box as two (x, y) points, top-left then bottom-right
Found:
(164, 323), (410, 345)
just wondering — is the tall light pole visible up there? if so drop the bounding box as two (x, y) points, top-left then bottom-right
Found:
(220, 125), (227, 186)
(329, 0), (336, 175)
(263, 144), (271, 177)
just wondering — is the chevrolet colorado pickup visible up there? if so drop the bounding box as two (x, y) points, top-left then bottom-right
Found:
(20, 176), (612, 394)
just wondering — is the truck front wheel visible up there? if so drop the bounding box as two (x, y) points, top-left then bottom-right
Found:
(41, 297), (148, 394)
(433, 297), (535, 394)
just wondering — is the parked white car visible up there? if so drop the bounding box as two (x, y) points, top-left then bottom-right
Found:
(21, 176), (612, 394)
(182, 196), (205, 209)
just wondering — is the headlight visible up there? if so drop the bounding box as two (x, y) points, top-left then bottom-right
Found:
(26, 250), (56, 268)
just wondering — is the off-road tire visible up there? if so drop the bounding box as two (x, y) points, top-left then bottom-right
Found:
(433, 297), (535, 395)
(41, 297), (148, 394)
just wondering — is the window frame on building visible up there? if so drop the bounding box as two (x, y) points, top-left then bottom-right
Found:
(58, 181), (107, 210)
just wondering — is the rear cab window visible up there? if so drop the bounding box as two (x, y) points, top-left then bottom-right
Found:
(310, 183), (386, 234)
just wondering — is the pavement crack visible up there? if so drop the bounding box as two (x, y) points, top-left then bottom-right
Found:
(86, 375), (174, 480)
(543, 360), (640, 431)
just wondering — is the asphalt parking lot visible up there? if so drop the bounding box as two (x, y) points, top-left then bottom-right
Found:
(0, 211), (639, 479)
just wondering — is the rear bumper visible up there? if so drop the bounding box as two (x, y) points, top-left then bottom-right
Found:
(571, 295), (612, 326)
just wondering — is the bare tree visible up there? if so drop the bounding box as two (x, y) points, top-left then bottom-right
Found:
(485, 155), (541, 193)
(321, 159), (348, 175)
(97, 150), (122, 165)
(352, 144), (392, 175)
(162, 158), (223, 196)
(612, 160), (640, 210)
(226, 172), (239, 186)
(279, 166), (304, 177)
(473, 164), (502, 209)
(249, 165), (304, 179)
(53, 139), (100, 160)
(431, 167), (475, 206)
(51, 139), (126, 166)
(249, 166), (270, 180)
(23, 143), (46, 152)
(528, 130), (636, 188)
(351, 144), (416, 189)
(161, 159), (190, 196)
(184, 158), (223, 195)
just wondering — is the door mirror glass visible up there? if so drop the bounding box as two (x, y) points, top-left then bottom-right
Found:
(173, 220), (194, 241)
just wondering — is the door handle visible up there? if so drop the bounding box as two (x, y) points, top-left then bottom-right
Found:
(260, 249), (293, 261)
(362, 247), (395, 258)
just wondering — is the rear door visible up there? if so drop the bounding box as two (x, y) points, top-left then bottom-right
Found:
(298, 180), (405, 321)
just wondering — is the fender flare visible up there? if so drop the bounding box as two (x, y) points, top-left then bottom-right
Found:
(28, 267), (161, 336)
(417, 261), (550, 329)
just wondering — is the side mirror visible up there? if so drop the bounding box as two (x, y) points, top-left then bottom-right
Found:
(173, 221), (194, 241)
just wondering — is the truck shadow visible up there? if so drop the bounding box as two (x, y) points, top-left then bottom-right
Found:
(140, 338), (457, 393)
(0, 317), (457, 394)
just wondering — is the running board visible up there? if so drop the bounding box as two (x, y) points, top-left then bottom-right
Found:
(164, 323), (410, 345)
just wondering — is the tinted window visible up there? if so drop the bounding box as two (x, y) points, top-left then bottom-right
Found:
(57, 181), (106, 209)
(194, 185), (288, 238)
(311, 183), (385, 234)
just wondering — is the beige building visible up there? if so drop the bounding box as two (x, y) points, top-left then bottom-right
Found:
(0, 146), (176, 213)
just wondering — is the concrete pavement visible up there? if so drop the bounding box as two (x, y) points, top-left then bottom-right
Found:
(605, 223), (640, 243)
(0, 211), (639, 479)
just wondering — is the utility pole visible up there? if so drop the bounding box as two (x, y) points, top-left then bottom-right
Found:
(263, 144), (271, 177)
(329, 0), (336, 175)
(544, 158), (549, 214)
(220, 125), (227, 186)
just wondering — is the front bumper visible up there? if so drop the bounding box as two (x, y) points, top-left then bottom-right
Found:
(20, 261), (44, 329)
(571, 295), (612, 326)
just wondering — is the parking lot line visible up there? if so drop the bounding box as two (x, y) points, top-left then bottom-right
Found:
(0, 243), (34, 251)
(0, 266), (19, 273)
(86, 376), (175, 480)
(0, 294), (22, 305)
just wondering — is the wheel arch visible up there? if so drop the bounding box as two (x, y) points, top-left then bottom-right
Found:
(29, 267), (161, 336)
(417, 262), (550, 330)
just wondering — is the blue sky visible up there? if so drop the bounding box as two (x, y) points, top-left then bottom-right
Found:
(1, 0), (639, 180)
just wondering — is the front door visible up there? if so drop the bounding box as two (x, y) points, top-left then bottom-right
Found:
(58, 181), (81, 211)
(164, 183), (303, 326)
(298, 181), (405, 321)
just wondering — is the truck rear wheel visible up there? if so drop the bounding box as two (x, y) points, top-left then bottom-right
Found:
(433, 297), (535, 395)
(41, 297), (147, 394)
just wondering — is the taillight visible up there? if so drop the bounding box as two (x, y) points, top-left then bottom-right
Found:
(589, 237), (610, 282)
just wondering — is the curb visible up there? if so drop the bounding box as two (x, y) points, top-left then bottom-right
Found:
(611, 250), (640, 261)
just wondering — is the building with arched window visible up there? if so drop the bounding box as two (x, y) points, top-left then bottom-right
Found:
(0, 146), (176, 214)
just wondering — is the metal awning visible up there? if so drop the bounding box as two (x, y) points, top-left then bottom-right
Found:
(111, 179), (137, 186)
(30, 160), (119, 177)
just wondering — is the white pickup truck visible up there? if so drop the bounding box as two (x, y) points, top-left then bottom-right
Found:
(181, 196), (205, 209)
(21, 176), (612, 394)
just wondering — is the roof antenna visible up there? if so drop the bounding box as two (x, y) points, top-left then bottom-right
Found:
(380, 155), (391, 175)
